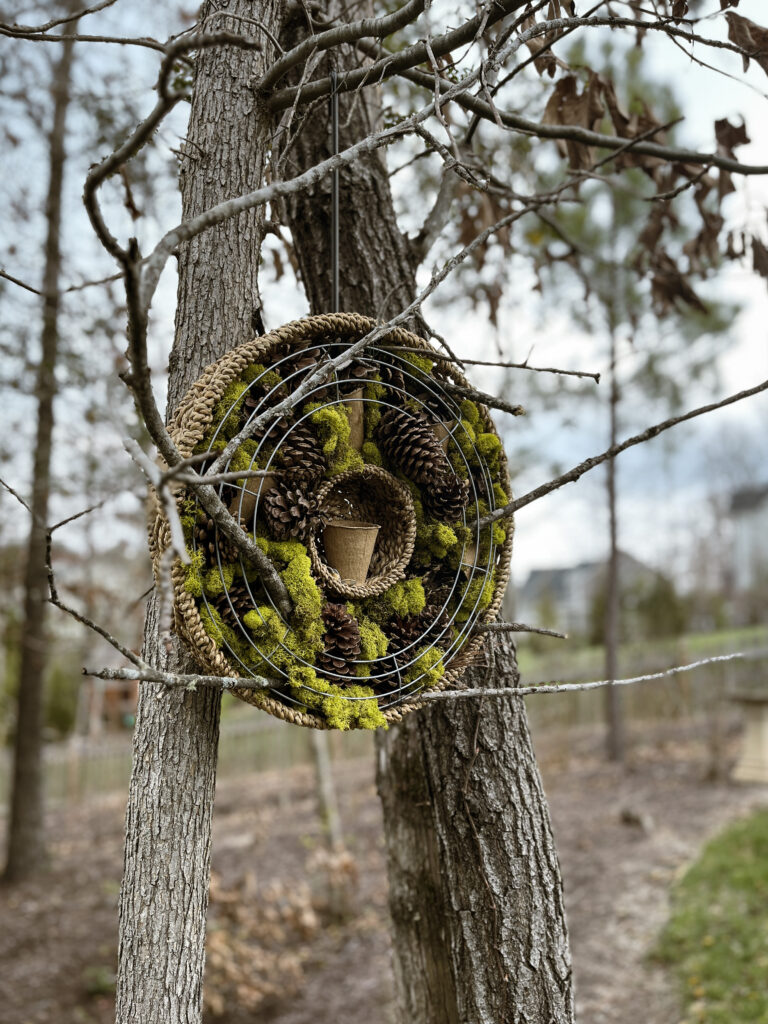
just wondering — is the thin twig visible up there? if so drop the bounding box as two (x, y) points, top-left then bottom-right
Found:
(476, 622), (567, 639)
(478, 376), (768, 529)
(420, 649), (768, 701)
(388, 345), (601, 382)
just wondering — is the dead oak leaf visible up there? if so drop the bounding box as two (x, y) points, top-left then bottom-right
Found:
(726, 12), (768, 76)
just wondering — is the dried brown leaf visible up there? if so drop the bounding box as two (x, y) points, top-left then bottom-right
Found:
(726, 12), (768, 76)
(753, 236), (768, 284)
(542, 74), (605, 169)
(714, 117), (750, 158)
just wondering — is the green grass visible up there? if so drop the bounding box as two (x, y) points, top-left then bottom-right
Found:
(654, 809), (768, 1024)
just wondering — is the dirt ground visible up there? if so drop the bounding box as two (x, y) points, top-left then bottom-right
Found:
(1, 721), (766, 1024)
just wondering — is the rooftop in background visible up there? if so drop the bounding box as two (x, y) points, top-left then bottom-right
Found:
(731, 484), (768, 514)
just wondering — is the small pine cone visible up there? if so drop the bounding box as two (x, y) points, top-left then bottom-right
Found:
(263, 484), (320, 542)
(375, 408), (450, 484)
(317, 603), (362, 680)
(386, 605), (451, 656)
(423, 473), (470, 522)
(213, 577), (253, 629)
(277, 423), (326, 488)
(384, 612), (423, 652)
(194, 513), (238, 567)
(378, 362), (406, 400)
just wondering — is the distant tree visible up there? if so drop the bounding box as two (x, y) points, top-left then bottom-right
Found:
(3, 23), (77, 882)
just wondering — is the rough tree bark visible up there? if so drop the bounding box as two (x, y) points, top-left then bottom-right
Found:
(3, 27), (77, 883)
(115, 5), (281, 1021)
(275, 6), (574, 1021)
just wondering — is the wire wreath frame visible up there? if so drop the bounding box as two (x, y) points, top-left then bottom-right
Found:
(150, 312), (513, 728)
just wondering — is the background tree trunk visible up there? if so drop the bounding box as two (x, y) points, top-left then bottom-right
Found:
(604, 324), (624, 763)
(276, 8), (574, 1021)
(3, 27), (77, 883)
(115, 5), (281, 1021)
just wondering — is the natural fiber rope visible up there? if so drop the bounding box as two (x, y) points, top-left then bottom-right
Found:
(150, 313), (514, 729)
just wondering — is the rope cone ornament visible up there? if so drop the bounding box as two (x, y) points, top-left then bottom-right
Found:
(375, 408), (451, 484)
(150, 312), (513, 731)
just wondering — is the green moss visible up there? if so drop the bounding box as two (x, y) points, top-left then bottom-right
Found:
(309, 403), (364, 476)
(403, 645), (445, 688)
(242, 363), (281, 391)
(400, 351), (434, 375)
(285, 667), (386, 730)
(199, 603), (258, 665)
(361, 440), (383, 466)
(476, 432), (501, 467)
(459, 399), (480, 427)
(255, 535), (307, 566)
(281, 548), (323, 625)
(455, 571), (495, 623)
(203, 562), (235, 597)
(228, 439), (259, 474)
(493, 481), (509, 507)
(364, 578), (426, 624)
(212, 380), (249, 440)
(184, 548), (206, 597)
(357, 615), (389, 662)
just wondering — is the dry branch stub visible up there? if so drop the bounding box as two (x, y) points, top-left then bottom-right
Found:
(150, 313), (513, 730)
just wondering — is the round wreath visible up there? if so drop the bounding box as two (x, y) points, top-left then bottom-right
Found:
(150, 313), (513, 730)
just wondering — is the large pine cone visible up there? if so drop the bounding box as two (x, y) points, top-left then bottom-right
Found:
(263, 484), (323, 542)
(276, 423), (326, 488)
(316, 603), (362, 680)
(423, 473), (470, 522)
(194, 512), (239, 567)
(375, 408), (450, 484)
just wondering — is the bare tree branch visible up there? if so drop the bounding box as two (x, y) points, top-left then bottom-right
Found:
(479, 376), (768, 529)
(421, 648), (768, 702)
(258, 0), (427, 92)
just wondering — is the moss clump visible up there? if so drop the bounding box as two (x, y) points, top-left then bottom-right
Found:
(184, 548), (206, 597)
(460, 399), (480, 427)
(286, 666), (386, 730)
(211, 380), (249, 440)
(356, 613), (389, 678)
(309, 403), (364, 476)
(242, 363), (281, 391)
(476, 431), (502, 470)
(455, 571), (495, 622)
(363, 578), (426, 624)
(361, 440), (383, 466)
(228, 439), (259, 474)
(414, 519), (460, 566)
(403, 645), (445, 689)
(493, 481), (509, 507)
(363, 379), (387, 436)
(203, 562), (235, 597)
(400, 351), (434, 375)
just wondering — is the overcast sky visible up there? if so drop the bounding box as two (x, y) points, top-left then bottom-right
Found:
(1, 0), (766, 593)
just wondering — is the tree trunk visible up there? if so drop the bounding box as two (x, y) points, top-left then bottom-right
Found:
(115, 5), (281, 1021)
(377, 636), (573, 1024)
(3, 28), (77, 883)
(604, 328), (624, 762)
(275, 8), (574, 1020)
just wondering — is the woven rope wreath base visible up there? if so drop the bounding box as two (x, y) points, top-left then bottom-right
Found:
(150, 312), (513, 729)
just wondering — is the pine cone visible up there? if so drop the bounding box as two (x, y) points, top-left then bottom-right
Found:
(277, 423), (325, 488)
(213, 576), (253, 630)
(423, 473), (470, 522)
(263, 484), (322, 542)
(386, 605), (451, 656)
(317, 603), (361, 680)
(194, 513), (239, 567)
(378, 362), (406, 400)
(375, 408), (450, 484)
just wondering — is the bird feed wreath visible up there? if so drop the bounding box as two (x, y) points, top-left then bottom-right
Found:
(150, 312), (513, 730)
